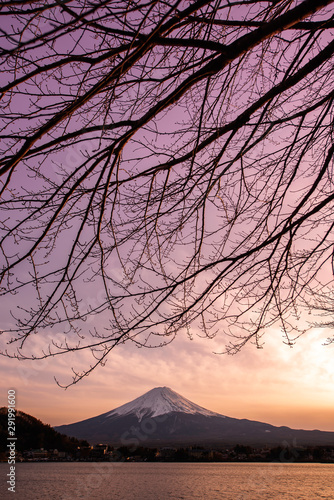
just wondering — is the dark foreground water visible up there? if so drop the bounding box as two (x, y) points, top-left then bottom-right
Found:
(1, 462), (333, 499)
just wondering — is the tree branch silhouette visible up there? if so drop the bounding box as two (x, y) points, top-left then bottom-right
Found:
(1, 0), (334, 386)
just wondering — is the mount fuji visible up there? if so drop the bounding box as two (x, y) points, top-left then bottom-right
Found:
(55, 387), (334, 447)
(104, 386), (221, 421)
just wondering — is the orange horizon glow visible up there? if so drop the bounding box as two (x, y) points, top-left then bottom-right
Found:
(2, 326), (333, 433)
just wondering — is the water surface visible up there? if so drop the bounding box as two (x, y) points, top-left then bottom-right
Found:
(1, 462), (333, 499)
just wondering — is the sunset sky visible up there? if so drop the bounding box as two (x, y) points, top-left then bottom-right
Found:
(2, 324), (334, 432)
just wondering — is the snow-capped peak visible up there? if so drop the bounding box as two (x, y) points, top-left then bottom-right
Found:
(106, 387), (223, 422)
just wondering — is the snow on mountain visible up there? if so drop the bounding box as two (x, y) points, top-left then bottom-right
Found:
(105, 386), (223, 422)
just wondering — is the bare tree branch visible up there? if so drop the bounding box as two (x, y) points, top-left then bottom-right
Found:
(1, 0), (334, 385)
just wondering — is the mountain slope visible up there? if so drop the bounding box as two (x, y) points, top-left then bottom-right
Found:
(0, 407), (89, 453)
(54, 387), (334, 447)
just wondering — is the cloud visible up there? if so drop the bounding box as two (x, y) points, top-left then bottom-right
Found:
(1, 325), (333, 430)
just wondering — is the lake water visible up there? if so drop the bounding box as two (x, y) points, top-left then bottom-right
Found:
(1, 462), (333, 499)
